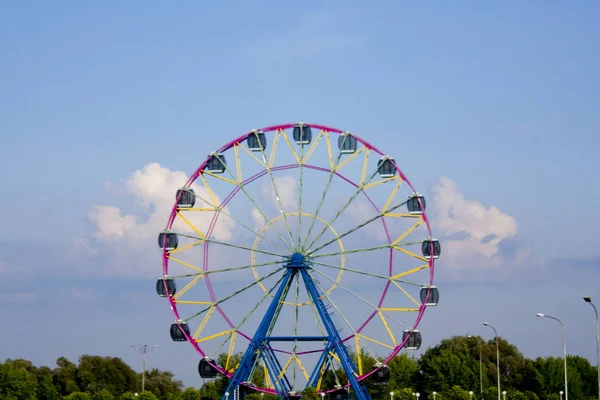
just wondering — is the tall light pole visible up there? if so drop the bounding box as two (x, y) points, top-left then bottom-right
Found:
(483, 322), (501, 400)
(536, 313), (568, 400)
(468, 335), (483, 394)
(432, 391), (437, 399)
(584, 296), (600, 400)
(502, 390), (506, 400)
(130, 344), (158, 392)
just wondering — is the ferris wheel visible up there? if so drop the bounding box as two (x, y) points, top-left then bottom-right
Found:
(156, 123), (441, 400)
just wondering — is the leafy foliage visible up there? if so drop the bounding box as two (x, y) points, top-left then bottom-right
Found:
(0, 334), (597, 399)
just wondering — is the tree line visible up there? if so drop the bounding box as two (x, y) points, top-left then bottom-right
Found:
(1, 335), (597, 400)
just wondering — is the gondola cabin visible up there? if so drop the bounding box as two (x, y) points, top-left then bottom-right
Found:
(204, 153), (226, 174)
(407, 194), (426, 215)
(421, 239), (441, 259)
(292, 124), (312, 145)
(176, 187), (196, 208)
(420, 286), (439, 306)
(402, 329), (422, 350)
(247, 131), (267, 152)
(158, 230), (178, 251)
(373, 365), (390, 385)
(198, 359), (219, 379)
(170, 320), (190, 342)
(156, 277), (176, 297)
(377, 157), (397, 178)
(338, 133), (357, 154)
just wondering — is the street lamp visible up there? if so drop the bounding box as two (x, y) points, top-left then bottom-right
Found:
(225, 392), (229, 399)
(390, 391), (394, 400)
(432, 391), (437, 399)
(469, 391), (473, 399)
(502, 390), (507, 400)
(467, 335), (483, 394)
(320, 393), (325, 399)
(483, 322), (501, 400)
(536, 313), (568, 400)
(416, 393), (420, 398)
(261, 393), (265, 400)
(584, 296), (600, 400)
(130, 344), (158, 392)
(560, 390), (564, 400)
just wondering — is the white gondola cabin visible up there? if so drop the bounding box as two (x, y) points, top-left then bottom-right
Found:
(247, 130), (267, 152)
(204, 153), (226, 173)
(402, 329), (422, 350)
(158, 230), (178, 251)
(373, 365), (390, 385)
(338, 132), (357, 154)
(156, 277), (176, 297)
(292, 123), (312, 145)
(176, 187), (196, 208)
(407, 194), (426, 215)
(377, 157), (397, 178)
(170, 320), (190, 342)
(420, 286), (439, 306)
(421, 239), (441, 259)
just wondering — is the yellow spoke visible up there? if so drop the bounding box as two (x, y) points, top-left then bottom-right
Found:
(278, 356), (294, 379)
(198, 174), (219, 207)
(234, 144), (243, 182)
(358, 334), (394, 350)
(239, 142), (267, 168)
(385, 213), (421, 218)
(392, 219), (424, 246)
(378, 311), (397, 346)
(196, 329), (232, 343)
(202, 170), (238, 186)
(177, 207), (219, 212)
(192, 307), (216, 339)
(174, 300), (212, 305)
(380, 307), (420, 312)
(176, 212), (205, 239)
(300, 131), (324, 164)
(391, 280), (421, 306)
(362, 175), (400, 190)
(382, 178), (404, 212)
(268, 130), (281, 167)
(294, 355), (310, 380)
(359, 148), (371, 186)
(167, 255), (203, 273)
(226, 331), (237, 370)
(325, 132), (334, 169)
(173, 274), (204, 299)
(391, 263), (430, 279)
(280, 130), (301, 163)
(334, 146), (365, 172)
(355, 336), (363, 375)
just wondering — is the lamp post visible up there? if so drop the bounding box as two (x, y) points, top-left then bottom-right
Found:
(467, 335), (483, 394)
(502, 390), (506, 400)
(130, 344), (158, 392)
(584, 296), (600, 400)
(560, 390), (564, 400)
(432, 391), (437, 399)
(416, 393), (420, 399)
(483, 322), (501, 400)
(536, 313), (568, 400)
(225, 392), (229, 399)
(320, 393), (324, 399)
(469, 391), (473, 399)
(390, 391), (394, 400)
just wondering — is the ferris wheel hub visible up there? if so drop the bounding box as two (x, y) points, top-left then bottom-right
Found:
(286, 252), (309, 268)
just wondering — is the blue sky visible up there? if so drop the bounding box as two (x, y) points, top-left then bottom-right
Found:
(1, 0), (600, 390)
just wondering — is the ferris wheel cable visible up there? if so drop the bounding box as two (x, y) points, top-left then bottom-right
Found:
(209, 272), (287, 360)
(203, 260), (283, 275)
(251, 132), (296, 249)
(312, 261), (423, 287)
(311, 244), (392, 259)
(306, 198), (409, 256)
(183, 267), (286, 322)
(304, 161), (381, 252)
(308, 275), (381, 369)
(300, 134), (355, 251)
(207, 153), (294, 253)
(185, 192), (290, 254)
(310, 268), (410, 331)
(292, 273), (300, 386)
(174, 232), (286, 258)
(296, 139), (305, 251)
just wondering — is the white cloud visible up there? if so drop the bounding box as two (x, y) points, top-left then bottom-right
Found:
(75, 162), (236, 276)
(430, 176), (523, 272)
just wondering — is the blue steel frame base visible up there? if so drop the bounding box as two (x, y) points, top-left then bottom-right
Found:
(221, 254), (372, 400)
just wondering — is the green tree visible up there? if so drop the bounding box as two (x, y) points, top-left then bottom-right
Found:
(301, 386), (319, 400)
(64, 393), (92, 400)
(443, 386), (470, 400)
(119, 394), (138, 400)
(143, 368), (184, 399)
(0, 359), (38, 400)
(390, 388), (414, 400)
(77, 355), (138, 397)
(177, 387), (201, 400)
(36, 366), (60, 400)
(92, 388), (115, 400)
(138, 392), (159, 400)
(53, 357), (80, 395)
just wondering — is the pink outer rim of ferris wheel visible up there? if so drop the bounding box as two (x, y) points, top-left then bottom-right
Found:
(161, 122), (435, 394)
